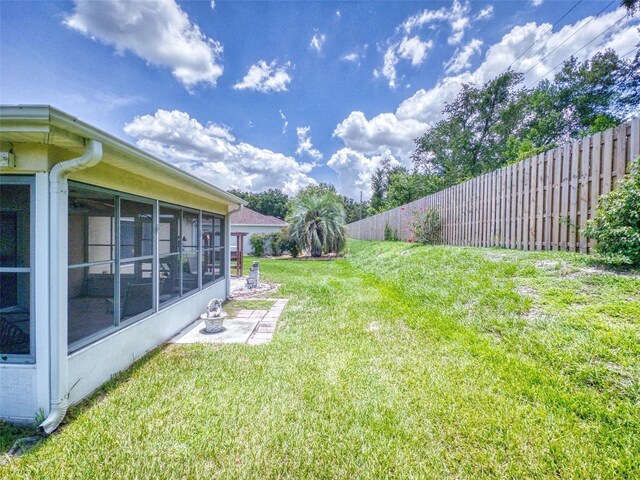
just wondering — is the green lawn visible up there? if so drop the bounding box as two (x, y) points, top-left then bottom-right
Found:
(2, 240), (639, 478)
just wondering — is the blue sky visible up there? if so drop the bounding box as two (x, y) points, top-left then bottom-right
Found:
(1, 1), (637, 199)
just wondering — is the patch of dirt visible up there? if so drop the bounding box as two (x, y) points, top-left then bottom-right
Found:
(485, 252), (510, 262)
(367, 321), (381, 332)
(518, 285), (542, 320)
(399, 250), (412, 256)
(535, 260), (562, 269)
(230, 282), (280, 298)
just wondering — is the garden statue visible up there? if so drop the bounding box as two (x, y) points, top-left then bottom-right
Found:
(201, 298), (227, 333)
(246, 261), (260, 289)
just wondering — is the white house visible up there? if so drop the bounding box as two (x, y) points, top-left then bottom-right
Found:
(0, 105), (244, 430)
(231, 207), (287, 255)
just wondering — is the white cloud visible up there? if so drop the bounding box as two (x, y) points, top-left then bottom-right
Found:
(123, 109), (316, 195)
(233, 60), (292, 93)
(342, 52), (359, 62)
(531, 0), (544, 6)
(330, 7), (638, 198)
(327, 148), (400, 199)
(210, 1), (215, 10)
(377, 35), (433, 88)
(401, 0), (487, 45)
(398, 36), (433, 66)
(445, 38), (483, 73)
(65, 0), (223, 89)
(295, 126), (323, 161)
(380, 46), (400, 88)
(279, 110), (288, 134)
(475, 6), (494, 20)
(310, 32), (326, 54)
(336, 10), (341, 18)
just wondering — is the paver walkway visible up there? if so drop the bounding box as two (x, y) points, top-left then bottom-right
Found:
(170, 298), (288, 346)
(246, 298), (288, 345)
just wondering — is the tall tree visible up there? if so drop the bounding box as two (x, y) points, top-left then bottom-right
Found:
(412, 71), (524, 186)
(228, 188), (289, 219)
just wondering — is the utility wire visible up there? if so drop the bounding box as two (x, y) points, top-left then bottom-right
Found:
(522, 0), (617, 77)
(505, 0), (584, 72)
(526, 13), (630, 89)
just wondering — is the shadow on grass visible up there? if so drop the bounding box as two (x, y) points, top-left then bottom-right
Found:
(1, 345), (166, 458)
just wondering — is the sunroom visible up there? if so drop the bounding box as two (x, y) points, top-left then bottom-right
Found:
(0, 105), (243, 429)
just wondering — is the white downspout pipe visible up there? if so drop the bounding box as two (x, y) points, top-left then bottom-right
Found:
(40, 139), (102, 434)
(226, 204), (243, 298)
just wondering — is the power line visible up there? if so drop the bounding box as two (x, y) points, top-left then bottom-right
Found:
(526, 13), (630, 89)
(522, 0), (617, 77)
(505, 0), (584, 72)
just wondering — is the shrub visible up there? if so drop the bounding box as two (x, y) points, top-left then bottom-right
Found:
(409, 208), (442, 245)
(249, 233), (265, 257)
(278, 227), (301, 258)
(582, 156), (640, 266)
(384, 223), (399, 241)
(268, 233), (281, 257)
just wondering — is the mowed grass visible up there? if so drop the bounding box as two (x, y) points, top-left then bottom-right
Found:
(2, 240), (639, 478)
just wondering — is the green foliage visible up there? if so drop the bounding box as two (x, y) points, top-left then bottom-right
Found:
(278, 227), (301, 258)
(383, 223), (399, 241)
(287, 193), (346, 257)
(228, 188), (289, 219)
(412, 71), (525, 186)
(583, 157), (640, 266)
(249, 233), (265, 257)
(410, 50), (639, 192)
(295, 182), (368, 224)
(408, 208), (442, 245)
(269, 233), (281, 257)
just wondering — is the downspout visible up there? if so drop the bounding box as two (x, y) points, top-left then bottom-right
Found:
(40, 139), (102, 434)
(226, 204), (243, 299)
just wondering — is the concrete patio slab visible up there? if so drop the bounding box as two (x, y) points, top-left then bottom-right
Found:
(170, 318), (259, 345)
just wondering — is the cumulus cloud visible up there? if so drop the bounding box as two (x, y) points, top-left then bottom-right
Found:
(310, 32), (326, 53)
(398, 36), (433, 66)
(210, 1), (215, 10)
(401, 0), (490, 45)
(65, 0), (223, 89)
(123, 109), (316, 195)
(233, 60), (292, 93)
(445, 38), (483, 73)
(531, 0), (544, 6)
(295, 126), (323, 161)
(327, 149), (400, 200)
(330, 7), (638, 198)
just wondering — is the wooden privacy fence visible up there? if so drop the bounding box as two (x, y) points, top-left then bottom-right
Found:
(347, 119), (640, 253)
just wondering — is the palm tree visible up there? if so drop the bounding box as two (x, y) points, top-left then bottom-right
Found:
(287, 193), (346, 257)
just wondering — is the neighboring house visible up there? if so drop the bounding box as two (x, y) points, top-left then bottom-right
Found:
(231, 207), (287, 254)
(0, 106), (244, 429)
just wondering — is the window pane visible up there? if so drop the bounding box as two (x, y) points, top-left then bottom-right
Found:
(159, 206), (180, 255)
(0, 184), (30, 268)
(120, 259), (153, 321)
(120, 199), (153, 259)
(202, 249), (214, 286)
(0, 272), (30, 356)
(159, 254), (180, 306)
(182, 211), (199, 253)
(68, 264), (115, 345)
(202, 215), (214, 250)
(214, 217), (223, 248)
(69, 187), (116, 265)
(214, 249), (224, 281)
(182, 253), (199, 295)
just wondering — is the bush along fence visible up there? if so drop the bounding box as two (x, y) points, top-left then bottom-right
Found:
(347, 119), (640, 253)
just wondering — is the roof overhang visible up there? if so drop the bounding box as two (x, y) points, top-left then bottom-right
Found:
(0, 105), (246, 208)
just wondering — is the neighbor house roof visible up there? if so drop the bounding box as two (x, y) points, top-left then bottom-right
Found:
(0, 105), (245, 208)
(231, 207), (288, 226)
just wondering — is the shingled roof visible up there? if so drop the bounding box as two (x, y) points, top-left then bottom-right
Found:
(230, 207), (288, 226)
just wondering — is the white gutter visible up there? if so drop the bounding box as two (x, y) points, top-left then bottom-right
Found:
(226, 204), (243, 298)
(40, 139), (103, 434)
